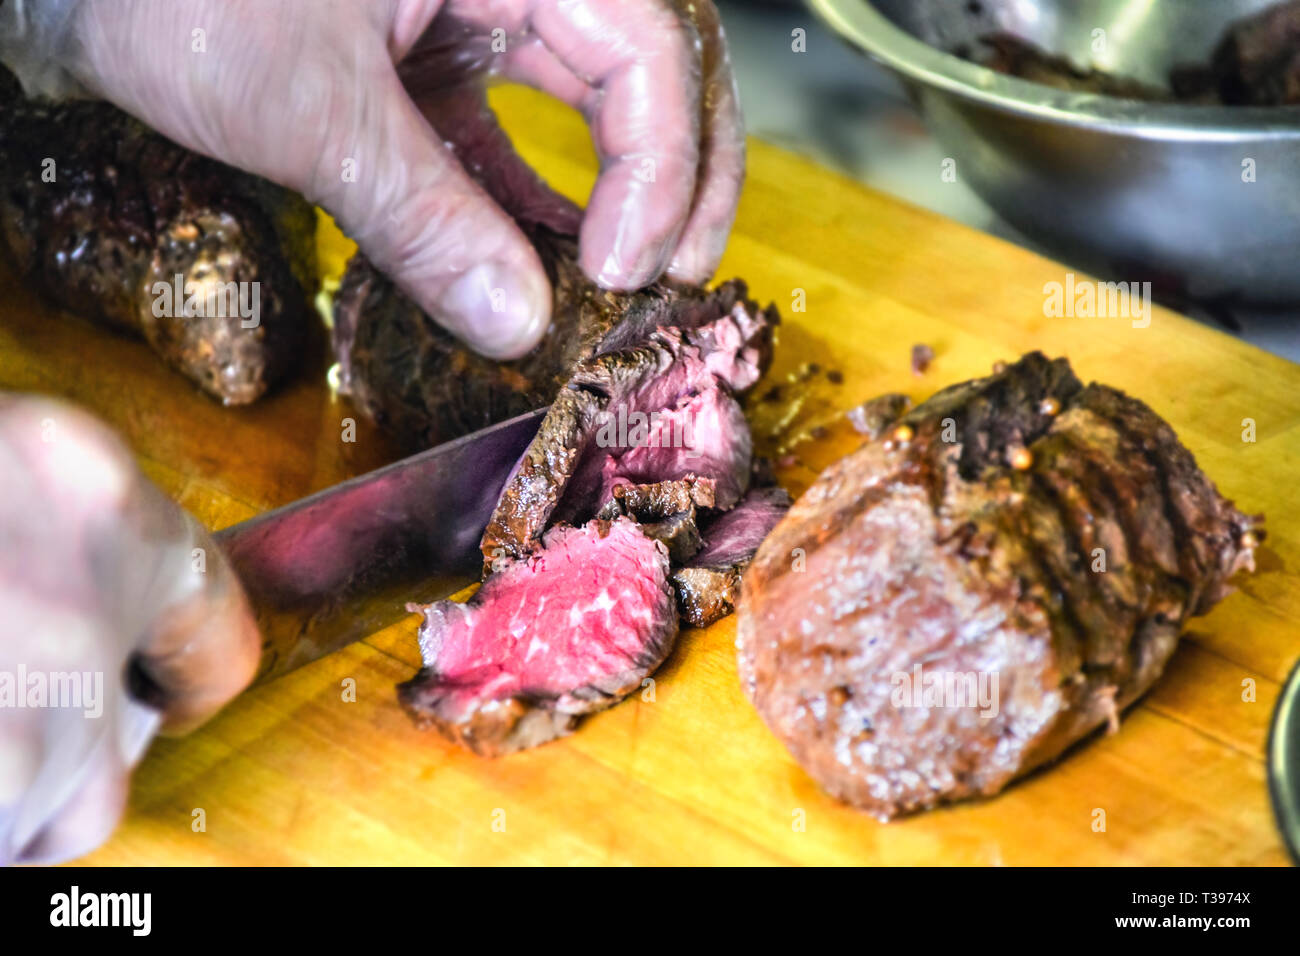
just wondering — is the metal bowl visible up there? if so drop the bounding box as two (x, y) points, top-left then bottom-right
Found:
(1271, 656), (1300, 864)
(808, 0), (1300, 304)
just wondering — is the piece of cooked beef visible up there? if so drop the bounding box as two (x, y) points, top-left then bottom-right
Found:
(672, 486), (792, 627)
(397, 517), (677, 756)
(737, 353), (1261, 819)
(0, 67), (317, 405)
(975, 2), (1300, 106)
(1199, 0), (1300, 105)
(974, 34), (1171, 100)
(481, 310), (770, 566)
(333, 226), (775, 452)
(641, 509), (706, 565)
(598, 475), (717, 521)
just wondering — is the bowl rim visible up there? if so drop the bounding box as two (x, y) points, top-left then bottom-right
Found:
(1270, 655), (1300, 865)
(809, 0), (1300, 141)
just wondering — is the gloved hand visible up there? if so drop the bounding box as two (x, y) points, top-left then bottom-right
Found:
(0, 396), (260, 864)
(1, 0), (745, 360)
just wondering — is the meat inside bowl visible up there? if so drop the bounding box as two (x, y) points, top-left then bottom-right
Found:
(809, 0), (1300, 305)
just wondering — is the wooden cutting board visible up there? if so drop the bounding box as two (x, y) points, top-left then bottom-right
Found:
(3, 86), (1296, 866)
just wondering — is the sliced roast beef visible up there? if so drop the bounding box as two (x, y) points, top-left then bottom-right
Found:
(672, 487), (792, 627)
(481, 313), (767, 566)
(0, 67), (317, 405)
(398, 517), (677, 756)
(737, 353), (1262, 819)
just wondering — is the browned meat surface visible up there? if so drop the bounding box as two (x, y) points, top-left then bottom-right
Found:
(1200, 0), (1300, 104)
(737, 353), (1261, 819)
(672, 486), (791, 628)
(0, 68), (317, 405)
(333, 227), (774, 453)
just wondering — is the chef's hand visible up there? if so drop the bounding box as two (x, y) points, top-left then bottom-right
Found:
(5, 0), (745, 360)
(0, 396), (260, 864)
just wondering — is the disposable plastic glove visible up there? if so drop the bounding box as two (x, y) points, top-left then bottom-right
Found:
(0, 396), (260, 864)
(0, 0), (745, 360)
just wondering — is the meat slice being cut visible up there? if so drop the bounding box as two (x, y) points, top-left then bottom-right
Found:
(398, 517), (677, 756)
(738, 353), (1262, 819)
(481, 311), (768, 566)
(0, 68), (317, 405)
(672, 487), (792, 627)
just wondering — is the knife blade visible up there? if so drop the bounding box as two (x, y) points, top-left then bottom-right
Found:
(215, 407), (546, 685)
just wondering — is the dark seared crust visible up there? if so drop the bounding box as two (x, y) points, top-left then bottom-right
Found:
(641, 509), (704, 565)
(738, 352), (1262, 819)
(599, 475), (718, 520)
(395, 686), (579, 757)
(672, 486), (792, 627)
(673, 565), (743, 629)
(333, 226), (770, 452)
(0, 69), (317, 405)
(1202, 0), (1300, 105)
(480, 385), (602, 571)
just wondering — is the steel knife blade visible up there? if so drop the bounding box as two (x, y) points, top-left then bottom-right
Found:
(215, 407), (546, 685)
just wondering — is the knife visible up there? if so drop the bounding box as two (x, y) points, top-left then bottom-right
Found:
(215, 407), (546, 685)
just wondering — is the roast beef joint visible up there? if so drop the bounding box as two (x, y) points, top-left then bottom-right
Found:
(737, 353), (1261, 819)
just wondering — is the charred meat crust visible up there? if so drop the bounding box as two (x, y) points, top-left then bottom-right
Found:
(738, 352), (1261, 819)
(672, 486), (792, 628)
(333, 226), (776, 452)
(0, 68), (318, 405)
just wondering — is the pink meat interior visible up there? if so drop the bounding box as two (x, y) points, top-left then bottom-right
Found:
(419, 518), (671, 708)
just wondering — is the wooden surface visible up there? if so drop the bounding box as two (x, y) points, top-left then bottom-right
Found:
(3, 86), (1297, 865)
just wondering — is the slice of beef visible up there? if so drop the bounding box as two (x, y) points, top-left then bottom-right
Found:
(598, 475), (717, 521)
(481, 312), (767, 566)
(737, 353), (1262, 819)
(333, 227), (776, 453)
(672, 487), (792, 628)
(397, 517), (677, 756)
(641, 509), (705, 565)
(1201, 0), (1300, 105)
(0, 68), (317, 405)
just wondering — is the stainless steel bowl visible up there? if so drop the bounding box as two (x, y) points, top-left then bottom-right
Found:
(809, 0), (1300, 304)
